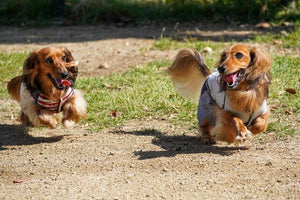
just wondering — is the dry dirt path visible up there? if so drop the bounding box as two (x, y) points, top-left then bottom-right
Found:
(0, 24), (299, 199)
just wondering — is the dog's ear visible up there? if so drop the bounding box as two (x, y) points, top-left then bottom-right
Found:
(62, 47), (75, 62)
(215, 51), (227, 68)
(23, 51), (38, 72)
(245, 45), (272, 88)
(249, 45), (271, 74)
(62, 47), (78, 87)
(23, 51), (39, 91)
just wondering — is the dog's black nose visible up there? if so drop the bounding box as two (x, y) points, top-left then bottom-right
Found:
(218, 66), (226, 74)
(61, 72), (68, 79)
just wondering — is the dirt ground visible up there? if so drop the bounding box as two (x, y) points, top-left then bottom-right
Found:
(0, 23), (299, 199)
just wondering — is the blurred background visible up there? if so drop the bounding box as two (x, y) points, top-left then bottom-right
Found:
(0, 0), (299, 26)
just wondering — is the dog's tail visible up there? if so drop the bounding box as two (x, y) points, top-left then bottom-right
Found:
(167, 48), (211, 103)
(7, 76), (22, 102)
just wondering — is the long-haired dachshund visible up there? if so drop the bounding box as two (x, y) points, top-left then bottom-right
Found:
(7, 47), (87, 129)
(167, 44), (271, 144)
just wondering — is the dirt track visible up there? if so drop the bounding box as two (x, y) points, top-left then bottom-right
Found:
(0, 24), (299, 199)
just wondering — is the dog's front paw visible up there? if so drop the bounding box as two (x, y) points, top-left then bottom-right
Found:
(63, 119), (76, 128)
(235, 129), (252, 144)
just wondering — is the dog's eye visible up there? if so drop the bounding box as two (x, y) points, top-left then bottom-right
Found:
(235, 52), (244, 59)
(45, 57), (53, 64)
(62, 55), (67, 62)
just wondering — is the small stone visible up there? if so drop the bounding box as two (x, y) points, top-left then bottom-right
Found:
(255, 22), (271, 29)
(203, 47), (213, 54)
(98, 62), (109, 69)
(265, 161), (272, 166)
(281, 21), (291, 27)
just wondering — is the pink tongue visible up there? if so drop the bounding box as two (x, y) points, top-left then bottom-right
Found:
(57, 79), (71, 86)
(61, 80), (71, 86)
(224, 73), (237, 83)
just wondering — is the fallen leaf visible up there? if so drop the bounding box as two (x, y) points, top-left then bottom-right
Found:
(110, 110), (117, 118)
(103, 82), (111, 88)
(285, 88), (296, 95)
(285, 110), (293, 115)
(13, 179), (26, 184)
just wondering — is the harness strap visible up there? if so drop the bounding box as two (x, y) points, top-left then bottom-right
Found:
(32, 87), (74, 113)
(244, 113), (254, 127)
(222, 92), (256, 128)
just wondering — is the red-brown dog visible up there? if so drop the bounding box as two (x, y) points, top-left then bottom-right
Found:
(7, 47), (87, 129)
(167, 44), (271, 144)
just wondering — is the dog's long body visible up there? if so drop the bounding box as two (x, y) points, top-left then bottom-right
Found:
(167, 44), (271, 144)
(7, 47), (87, 129)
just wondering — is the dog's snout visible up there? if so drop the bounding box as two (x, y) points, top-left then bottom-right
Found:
(61, 72), (68, 79)
(218, 66), (226, 74)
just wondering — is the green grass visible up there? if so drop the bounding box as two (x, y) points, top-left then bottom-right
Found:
(78, 61), (197, 130)
(153, 37), (228, 68)
(253, 28), (300, 48)
(153, 37), (227, 51)
(267, 55), (300, 137)
(0, 52), (26, 98)
(153, 27), (300, 51)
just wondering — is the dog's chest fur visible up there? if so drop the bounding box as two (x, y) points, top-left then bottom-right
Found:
(197, 72), (267, 126)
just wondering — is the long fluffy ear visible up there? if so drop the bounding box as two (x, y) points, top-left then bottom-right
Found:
(167, 48), (211, 103)
(62, 47), (75, 62)
(23, 51), (39, 92)
(247, 45), (271, 80)
(215, 48), (227, 68)
(62, 47), (78, 87)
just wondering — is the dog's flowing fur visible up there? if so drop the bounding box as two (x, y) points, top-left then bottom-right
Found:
(7, 47), (87, 129)
(167, 44), (271, 144)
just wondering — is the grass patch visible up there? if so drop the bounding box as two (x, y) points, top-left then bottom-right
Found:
(154, 28), (300, 51)
(267, 55), (300, 137)
(153, 37), (227, 51)
(0, 52), (26, 98)
(269, 55), (300, 110)
(253, 27), (300, 48)
(153, 37), (228, 67)
(78, 61), (197, 130)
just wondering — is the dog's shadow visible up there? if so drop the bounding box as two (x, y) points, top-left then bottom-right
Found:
(114, 129), (248, 160)
(0, 124), (64, 150)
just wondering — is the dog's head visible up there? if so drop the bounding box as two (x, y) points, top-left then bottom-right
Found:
(216, 44), (271, 90)
(23, 47), (78, 95)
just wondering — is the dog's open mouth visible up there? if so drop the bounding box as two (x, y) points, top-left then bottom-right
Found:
(47, 73), (71, 90)
(223, 70), (244, 89)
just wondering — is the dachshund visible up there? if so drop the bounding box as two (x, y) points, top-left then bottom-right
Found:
(7, 47), (87, 129)
(167, 44), (271, 144)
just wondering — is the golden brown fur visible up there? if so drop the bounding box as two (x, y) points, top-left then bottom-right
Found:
(7, 76), (22, 102)
(7, 47), (87, 129)
(167, 44), (271, 144)
(167, 48), (210, 103)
